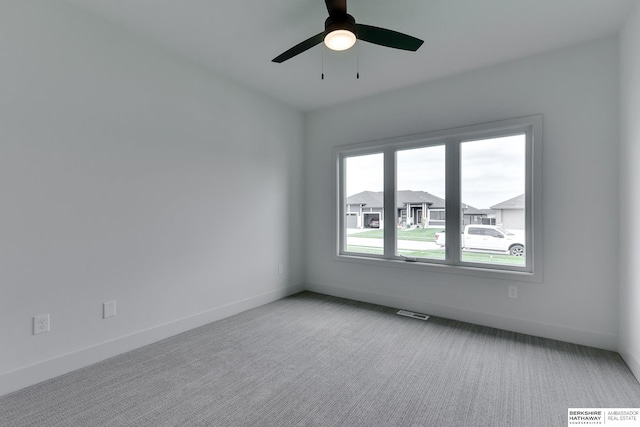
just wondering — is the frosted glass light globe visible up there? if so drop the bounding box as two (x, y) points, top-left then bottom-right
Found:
(324, 30), (356, 51)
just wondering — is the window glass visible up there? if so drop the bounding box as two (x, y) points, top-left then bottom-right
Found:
(430, 210), (445, 221)
(344, 153), (384, 255)
(485, 229), (502, 238)
(460, 135), (526, 266)
(396, 145), (446, 260)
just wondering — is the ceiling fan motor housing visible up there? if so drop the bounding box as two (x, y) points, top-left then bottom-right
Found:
(325, 13), (356, 37)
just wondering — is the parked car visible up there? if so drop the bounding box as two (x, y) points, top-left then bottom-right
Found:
(435, 225), (525, 256)
(369, 218), (380, 228)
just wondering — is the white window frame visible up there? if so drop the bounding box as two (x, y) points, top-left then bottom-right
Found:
(334, 115), (542, 283)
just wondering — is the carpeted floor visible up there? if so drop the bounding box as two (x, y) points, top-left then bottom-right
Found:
(1, 291), (639, 426)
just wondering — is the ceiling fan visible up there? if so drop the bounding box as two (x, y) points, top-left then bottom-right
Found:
(272, 0), (424, 63)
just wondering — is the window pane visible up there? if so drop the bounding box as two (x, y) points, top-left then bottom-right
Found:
(460, 135), (526, 266)
(396, 145), (446, 260)
(344, 153), (384, 255)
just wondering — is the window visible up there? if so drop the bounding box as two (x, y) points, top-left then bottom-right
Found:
(396, 145), (446, 260)
(461, 134), (526, 266)
(343, 153), (384, 255)
(430, 210), (445, 221)
(336, 116), (542, 280)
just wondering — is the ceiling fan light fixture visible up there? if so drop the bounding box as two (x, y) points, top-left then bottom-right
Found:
(271, 1), (423, 64)
(324, 29), (356, 51)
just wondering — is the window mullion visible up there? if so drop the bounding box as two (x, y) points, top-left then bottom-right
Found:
(445, 140), (461, 264)
(337, 153), (346, 254)
(383, 147), (396, 258)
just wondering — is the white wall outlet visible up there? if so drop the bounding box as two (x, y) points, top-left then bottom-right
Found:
(508, 286), (518, 299)
(103, 300), (116, 318)
(278, 264), (283, 275)
(33, 314), (50, 335)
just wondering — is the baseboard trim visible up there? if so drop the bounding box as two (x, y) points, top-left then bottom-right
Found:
(619, 337), (640, 383)
(305, 282), (618, 351)
(0, 284), (304, 397)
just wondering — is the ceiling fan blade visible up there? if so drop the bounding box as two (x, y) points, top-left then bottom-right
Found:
(272, 32), (325, 63)
(325, 0), (347, 15)
(355, 24), (423, 51)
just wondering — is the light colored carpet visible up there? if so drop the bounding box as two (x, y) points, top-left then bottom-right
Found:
(1, 291), (639, 426)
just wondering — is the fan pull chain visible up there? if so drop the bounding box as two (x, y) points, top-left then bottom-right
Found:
(356, 41), (360, 79)
(321, 44), (325, 80)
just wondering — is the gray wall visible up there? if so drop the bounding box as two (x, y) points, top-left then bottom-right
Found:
(620, 1), (640, 380)
(305, 37), (620, 351)
(0, 0), (304, 395)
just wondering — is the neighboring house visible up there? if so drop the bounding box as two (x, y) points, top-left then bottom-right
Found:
(478, 209), (497, 225)
(491, 194), (525, 230)
(461, 204), (491, 227)
(397, 190), (446, 228)
(346, 190), (486, 228)
(345, 191), (385, 229)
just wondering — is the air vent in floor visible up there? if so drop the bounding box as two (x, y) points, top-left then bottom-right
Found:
(397, 310), (430, 321)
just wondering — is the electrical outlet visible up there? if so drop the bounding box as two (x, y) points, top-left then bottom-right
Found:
(103, 300), (116, 319)
(508, 286), (518, 299)
(278, 264), (283, 275)
(33, 314), (50, 335)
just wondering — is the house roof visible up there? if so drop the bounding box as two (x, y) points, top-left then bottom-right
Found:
(346, 190), (486, 212)
(346, 190), (444, 209)
(397, 191), (445, 209)
(345, 191), (383, 207)
(461, 205), (486, 215)
(478, 209), (497, 217)
(491, 194), (525, 210)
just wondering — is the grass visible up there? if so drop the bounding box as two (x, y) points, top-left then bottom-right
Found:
(397, 249), (446, 260)
(345, 246), (525, 266)
(345, 246), (384, 255)
(461, 251), (526, 266)
(347, 227), (525, 266)
(348, 227), (442, 242)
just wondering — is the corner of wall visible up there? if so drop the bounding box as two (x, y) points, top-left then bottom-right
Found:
(619, 0), (640, 386)
(619, 337), (640, 383)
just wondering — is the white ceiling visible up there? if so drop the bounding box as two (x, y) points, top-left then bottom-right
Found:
(64, 0), (637, 111)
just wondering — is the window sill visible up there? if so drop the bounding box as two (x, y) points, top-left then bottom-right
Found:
(334, 253), (542, 283)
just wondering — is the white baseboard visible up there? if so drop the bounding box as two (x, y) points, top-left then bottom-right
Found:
(0, 284), (304, 397)
(618, 337), (640, 383)
(305, 282), (618, 351)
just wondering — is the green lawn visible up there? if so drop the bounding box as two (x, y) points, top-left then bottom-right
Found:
(347, 227), (525, 266)
(461, 251), (526, 266)
(397, 248), (446, 260)
(348, 227), (442, 242)
(345, 245), (384, 255)
(345, 246), (525, 266)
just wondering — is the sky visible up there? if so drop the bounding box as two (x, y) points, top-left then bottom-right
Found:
(345, 134), (525, 209)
